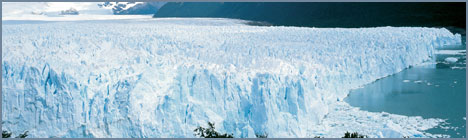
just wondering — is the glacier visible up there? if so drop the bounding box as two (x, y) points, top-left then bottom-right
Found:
(1, 18), (462, 138)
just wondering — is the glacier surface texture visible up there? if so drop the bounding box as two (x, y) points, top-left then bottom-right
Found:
(1, 18), (462, 138)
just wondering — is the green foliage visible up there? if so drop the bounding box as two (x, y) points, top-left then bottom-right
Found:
(15, 131), (28, 138)
(255, 133), (268, 138)
(2, 131), (12, 138)
(342, 131), (366, 138)
(194, 122), (234, 138)
(2, 130), (28, 138)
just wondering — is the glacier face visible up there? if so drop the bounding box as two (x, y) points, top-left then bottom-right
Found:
(1, 18), (462, 138)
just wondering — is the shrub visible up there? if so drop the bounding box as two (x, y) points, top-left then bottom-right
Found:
(194, 122), (234, 138)
(255, 133), (268, 138)
(2, 130), (28, 138)
(15, 131), (28, 138)
(342, 131), (366, 138)
(2, 131), (11, 138)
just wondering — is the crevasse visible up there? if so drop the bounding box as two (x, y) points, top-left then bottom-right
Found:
(1, 19), (462, 138)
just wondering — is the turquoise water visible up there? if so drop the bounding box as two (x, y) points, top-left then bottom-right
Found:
(345, 37), (466, 138)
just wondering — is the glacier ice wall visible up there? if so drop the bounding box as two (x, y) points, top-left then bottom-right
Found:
(2, 19), (462, 138)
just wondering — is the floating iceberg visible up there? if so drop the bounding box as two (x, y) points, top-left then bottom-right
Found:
(445, 57), (459, 63)
(1, 18), (462, 138)
(435, 50), (466, 55)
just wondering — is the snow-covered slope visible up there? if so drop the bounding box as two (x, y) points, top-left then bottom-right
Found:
(2, 2), (113, 17)
(99, 2), (166, 15)
(2, 2), (157, 21)
(2, 2), (165, 20)
(1, 18), (462, 138)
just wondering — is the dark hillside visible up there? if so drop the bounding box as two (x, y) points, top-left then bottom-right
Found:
(154, 2), (466, 32)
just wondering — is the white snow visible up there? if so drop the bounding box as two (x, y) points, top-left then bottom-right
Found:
(444, 57), (459, 63)
(2, 2), (113, 17)
(1, 18), (462, 138)
(119, 2), (144, 10)
(1, 2), (164, 21)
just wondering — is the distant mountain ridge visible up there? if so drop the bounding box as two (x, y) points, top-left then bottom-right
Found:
(154, 2), (466, 30)
(99, 2), (166, 15)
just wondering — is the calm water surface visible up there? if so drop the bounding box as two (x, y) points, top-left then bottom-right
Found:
(345, 37), (466, 138)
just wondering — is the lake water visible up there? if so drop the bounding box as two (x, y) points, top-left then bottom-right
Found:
(345, 36), (466, 138)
